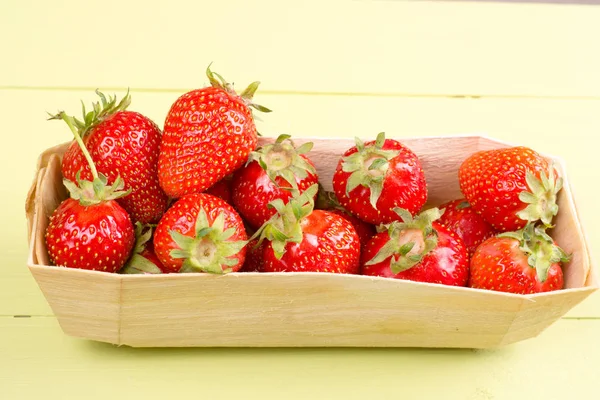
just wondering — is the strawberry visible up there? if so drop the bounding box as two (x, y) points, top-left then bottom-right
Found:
(315, 185), (376, 246)
(252, 185), (360, 274)
(205, 175), (233, 205)
(121, 223), (166, 274)
(231, 134), (318, 229)
(458, 146), (562, 232)
(469, 224), (569, 294)
(158, 65), (271, 198)
(239, 239), (265, 272)
(361, 208), (469, 286)
(153, 193), (248, 274)
(50, 91), (168, 224)
(332, 132), (427, 225)
(438, 199), (496, 258)
(45, 119), (135, 272)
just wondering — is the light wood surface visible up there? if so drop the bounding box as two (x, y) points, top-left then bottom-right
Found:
(2, 0), (600, 397)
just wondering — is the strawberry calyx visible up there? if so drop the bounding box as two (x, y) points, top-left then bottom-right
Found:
(516, 166), (563, 228)
(49, 110), (130, 206)
(205, 63), (272, 114)
(249, 183), (319, 259)
(169, 208), (247, 274)
(121, 223), (162, 274)
(247, 134), (316, 195)
(498, 223), (570, 283)
(341, 132), (401, 209)
(365, 207), (443, 274)
(48, 90), (131, 140)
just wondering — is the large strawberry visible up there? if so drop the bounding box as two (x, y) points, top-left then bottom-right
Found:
(332, 132), (427, 225)
(158, 65), (271, 198)
(231, 134), (318, 229)
(361, 208), (469, 286)
(438, 198), (496, 258)
(153, 193), (248, 274)
(121, 223), (166, 274)
(50, 91), (168, 224)
(252, 185), (360, 274)
(469, 224), (569, 294)
(45, 120), (135, 272)
(458, 146), (562, 232)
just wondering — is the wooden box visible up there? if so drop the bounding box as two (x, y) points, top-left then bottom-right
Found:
(25, 135), (598, 348)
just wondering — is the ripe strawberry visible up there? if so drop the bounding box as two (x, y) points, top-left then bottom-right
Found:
(121, 223), (166, 274)
(153, 193), (248, 274)
(158, 65), (271, 198)
(458, 146), (562, 232)
(361, 208), (469, 286)
(469, 224), (569, 294)
(205, 175), (233, 205)
(252, 185), (360, 274)
(438, 199), (496, 258)
(231, 134), (318, 229)
(45, 120), (135, 272)
(315, 185), (376, 246)
(239, 239), (265, 272)
(332, 132), (427, 225)
(50, 91), (168, 224)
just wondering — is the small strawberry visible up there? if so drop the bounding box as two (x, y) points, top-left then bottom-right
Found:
(158, 65), (271, 198)
(239, 239), (265, 272)
(45, 120), (135, 272)
(231, 134), (318, 229)
(458, 146), (562, 232)
(121, 223), (166, 274)
(50, 90), (168, 224)
(252, 185), (360, 274)
(153, 193), (248, 274)
(361, 208), (469, 286)
(205, 175), (233, 205)
(438, 199), (496, 258)
(332, 132), (427, 225)
(315, 185), (376, 247)
(469, 224), (569, 294)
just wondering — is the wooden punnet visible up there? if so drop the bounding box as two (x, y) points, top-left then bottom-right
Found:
(25, 136), (598, 348)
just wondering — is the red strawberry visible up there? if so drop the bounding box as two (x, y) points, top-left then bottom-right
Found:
(51, 91), (168, 224)
(469, 224), (569, 294)
(361, 208), (469, 286)
(45, 119), (135, 272)
(252, 185), (360, 274)
(158, 65), (271, 198)
(438, 199), (496, 258)
(458, 146), (562, 232)
(231, 134), (318, 229)
(239, 239), (265, 272)
(153, 193), (248, 274)
(332, 132), (427, 225)
(205, 176), (233, 204)
(315, 185), (376, 246)
(121, 223), (166, 274)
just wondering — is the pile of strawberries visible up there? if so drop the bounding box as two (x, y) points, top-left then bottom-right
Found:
(44, 66), (569, 295)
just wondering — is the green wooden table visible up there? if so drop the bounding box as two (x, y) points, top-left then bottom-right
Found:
(2, 1), (599, 398)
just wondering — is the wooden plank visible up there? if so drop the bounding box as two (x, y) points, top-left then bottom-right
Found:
(2, 0), (600, 97)
(2, 89), (599, 317)
(0, 316), (599, 399)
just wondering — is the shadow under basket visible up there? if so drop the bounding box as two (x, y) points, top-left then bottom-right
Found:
(25, 135), (598, 348)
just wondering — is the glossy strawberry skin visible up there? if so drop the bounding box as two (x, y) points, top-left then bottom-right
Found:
(153, 193), (247, 273)
(205, 176), (233, 205)
(438, 199), (496, 258)
(328, 209), (376, 248)
(332, 139), (427, 225)
(231, 157), (319, 229)
(361, 222), (469, 286)
(45, 198), (135, 272)
(469, 237), (563, 294)
(62, 111), (168, 224)
(158, 87), (258, 199)
(262, 210), (360, 274)
(458, 146), (550, 232)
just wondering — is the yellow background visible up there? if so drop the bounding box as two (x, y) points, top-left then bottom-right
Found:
(1, 0), (599, 398)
